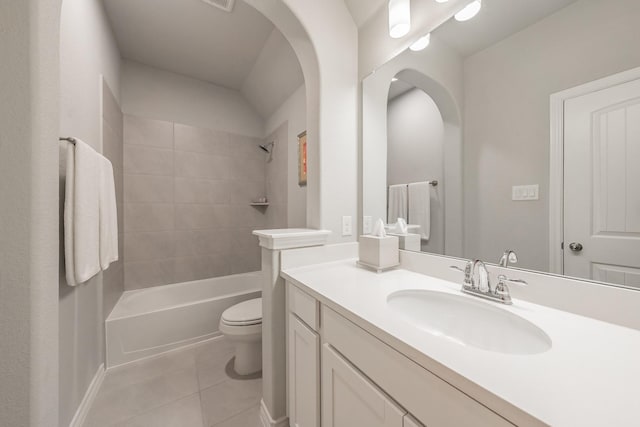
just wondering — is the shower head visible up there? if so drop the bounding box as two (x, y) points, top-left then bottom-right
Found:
(259, 141), (275, 153)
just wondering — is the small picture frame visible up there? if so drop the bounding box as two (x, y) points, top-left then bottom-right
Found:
(298, 131), (307, 186)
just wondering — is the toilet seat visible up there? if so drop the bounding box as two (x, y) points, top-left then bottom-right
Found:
(221, 298), (262, 327)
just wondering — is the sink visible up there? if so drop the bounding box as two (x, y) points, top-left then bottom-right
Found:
(387, 290), (552, 355)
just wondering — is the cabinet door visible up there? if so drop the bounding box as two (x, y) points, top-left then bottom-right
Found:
(322, 344), (405, 427)
(288, 314), (320, 427)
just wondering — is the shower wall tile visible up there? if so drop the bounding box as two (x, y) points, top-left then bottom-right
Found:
(174, 124), (230, 155)
(124, 259), (175, 290)
(124, 117), (273, 290)
(124, 116), (173, 149)
(125, 175), (174, 203)
(174, 151), (231, 180)
(174, 178), (229, 205)
(124, 203), (175, 232)
(124, 231), (176, 261)
(124, 145), (174, 176)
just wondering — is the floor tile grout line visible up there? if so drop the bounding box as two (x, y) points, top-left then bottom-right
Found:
(207, 402), (261, 427)
(111, 391), (203, 427)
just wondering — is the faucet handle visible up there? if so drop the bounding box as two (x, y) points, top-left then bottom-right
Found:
(450, 261), (473, 286)
(497, 274), (527, 286)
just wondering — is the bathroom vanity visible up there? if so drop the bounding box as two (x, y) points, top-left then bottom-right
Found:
(282, 256), (640, 427)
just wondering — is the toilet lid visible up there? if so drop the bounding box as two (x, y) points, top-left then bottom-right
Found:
(222, 298), (262, 326)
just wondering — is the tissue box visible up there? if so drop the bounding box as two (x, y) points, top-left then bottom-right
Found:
(358, 235), (399, 269)
(388, 232), (421, 252)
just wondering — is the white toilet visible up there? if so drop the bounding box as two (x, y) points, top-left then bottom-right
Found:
(219, 297), (263, 375)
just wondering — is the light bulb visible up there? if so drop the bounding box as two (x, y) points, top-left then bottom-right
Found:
(409, 33), (431, 51)
(389, 0), (411, 39)
(455, 0), (482, 22)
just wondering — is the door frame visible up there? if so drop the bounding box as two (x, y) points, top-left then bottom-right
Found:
(549, 66), (640, 274)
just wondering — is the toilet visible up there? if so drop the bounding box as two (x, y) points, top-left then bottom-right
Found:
(219, 297), (263, 375)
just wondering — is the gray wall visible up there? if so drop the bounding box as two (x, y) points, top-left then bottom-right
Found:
(58, 0), (121, 425)
(121, 60), (265, 138)
(0, 0), (60, 425)
(123, 116), (275, 289)
(387, 88), (445, 253)
(463, 0), (640, 271)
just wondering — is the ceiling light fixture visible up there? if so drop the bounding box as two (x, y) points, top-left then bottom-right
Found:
(388, 0), (411, 39)
(410, 33), (431, 51)
(455, 0), (482, 21)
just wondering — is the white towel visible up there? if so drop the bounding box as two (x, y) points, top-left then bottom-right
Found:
(387, 184), (407, 224)
(65, 139), (101, 285)
(99, 156), (118, 269)
(408, 182), (431, 241)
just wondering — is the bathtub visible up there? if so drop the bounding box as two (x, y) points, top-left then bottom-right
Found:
(106, 271), (261, 367)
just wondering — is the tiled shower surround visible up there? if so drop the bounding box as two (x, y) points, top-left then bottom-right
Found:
(123, 115), (284, 290)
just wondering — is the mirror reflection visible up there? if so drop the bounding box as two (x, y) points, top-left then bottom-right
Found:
(363, 0), (640, 289)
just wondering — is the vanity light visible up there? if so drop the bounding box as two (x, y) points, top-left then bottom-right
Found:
(388, 0), (411, 39)
(409, 33), (431, 51)
(455, 0), (482, 22)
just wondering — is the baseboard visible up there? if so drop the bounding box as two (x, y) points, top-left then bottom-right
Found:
(259, 399), (289, 427)
(69, 363), (105, 427)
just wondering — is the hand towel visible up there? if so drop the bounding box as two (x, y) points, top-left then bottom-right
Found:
(99, 156), (119, 269)
(408, 182), (431, 241)
(388, 184), (407, 224)
(64, 139), (101, 285)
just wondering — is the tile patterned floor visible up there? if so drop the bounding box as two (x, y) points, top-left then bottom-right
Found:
(84, 338), (262, 427)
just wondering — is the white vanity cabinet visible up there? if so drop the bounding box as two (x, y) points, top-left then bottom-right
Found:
(287, 281), (507, 427)
(288, 286), (320, 427)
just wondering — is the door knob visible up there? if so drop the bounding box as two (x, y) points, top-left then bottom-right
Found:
(569, 242), (583, 252)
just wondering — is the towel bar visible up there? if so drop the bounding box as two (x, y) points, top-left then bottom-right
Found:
(59, 137), (77, 144)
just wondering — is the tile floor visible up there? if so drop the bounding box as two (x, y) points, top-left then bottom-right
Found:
(84, 338), (262, 427)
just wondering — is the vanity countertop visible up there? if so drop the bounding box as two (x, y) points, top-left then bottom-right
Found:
(281, 259), (640, 427)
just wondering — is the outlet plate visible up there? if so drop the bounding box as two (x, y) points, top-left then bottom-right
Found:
(512, 185), (539, 201)
(342, 216), (353, 236)
(363, 216), (373, 234)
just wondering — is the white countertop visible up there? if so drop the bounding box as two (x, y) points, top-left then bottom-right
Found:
(281, 259), (640, 427)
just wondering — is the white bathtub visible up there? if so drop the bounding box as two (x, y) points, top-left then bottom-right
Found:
(106, 272), (261, 367)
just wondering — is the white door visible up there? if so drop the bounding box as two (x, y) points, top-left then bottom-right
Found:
(288, 314), (320, 427)
(321, 344), (405, 427)
(564, 77), (640, 288)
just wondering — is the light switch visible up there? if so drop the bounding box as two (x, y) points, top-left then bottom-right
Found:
(512, 185), (539, 201)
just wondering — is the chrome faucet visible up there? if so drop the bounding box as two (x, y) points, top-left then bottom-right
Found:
(499, 250), (518, 267)
(450, 259), (527, 305)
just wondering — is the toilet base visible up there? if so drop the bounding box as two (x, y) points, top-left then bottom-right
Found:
(233, 339), (262, 375)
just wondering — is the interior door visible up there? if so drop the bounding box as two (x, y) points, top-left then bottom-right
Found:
(564, 77), (640, 288)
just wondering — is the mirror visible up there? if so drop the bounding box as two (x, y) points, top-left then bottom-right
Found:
(362, 0), (640, 289)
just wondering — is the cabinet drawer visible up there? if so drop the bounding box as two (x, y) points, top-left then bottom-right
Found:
(322, 306), (515, 427)
(287, 283), (319, 330)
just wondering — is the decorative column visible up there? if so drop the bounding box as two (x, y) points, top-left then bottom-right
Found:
(252, 229), (330, 427)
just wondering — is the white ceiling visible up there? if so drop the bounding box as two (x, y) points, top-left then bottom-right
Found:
(435, 0), (580, 57)
(344, 0), (387, 27)
(103, 0), (304, 118)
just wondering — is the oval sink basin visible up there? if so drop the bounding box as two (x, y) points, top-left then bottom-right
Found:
(387, 290), (551, 355)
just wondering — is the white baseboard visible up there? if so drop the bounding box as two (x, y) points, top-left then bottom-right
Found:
(69, 363), (105, 427)
(259, 399), (289, 427)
